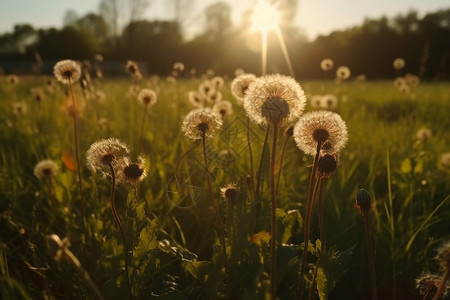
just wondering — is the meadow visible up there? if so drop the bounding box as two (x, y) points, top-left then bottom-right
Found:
(0, 65), (449, 300)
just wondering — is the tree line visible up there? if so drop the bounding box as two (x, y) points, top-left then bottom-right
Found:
(0, 2), (449, 80)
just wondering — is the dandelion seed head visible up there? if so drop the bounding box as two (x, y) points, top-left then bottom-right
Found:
(125, 60), (142, 80)
(213, 100), (233, 120)
(440, 152), (450, 168)
(393, 58), (405, 70)
(34, 160), (59, 179)
(206, 89), (222, 104)
(336, 66), (351, 80)
(199, 80), (214, 97)
(119, 156), (147, 185)
(231, 73), (257, 105)
(320, 58), (334, 71)
(173, 62), (185, 72)
(137, 88), (157, 107)
(416, 128), (432, 142)
(86, 138), (130, 178)
(322, 93), (338, 109)
(181, 108), (223, 141)
(12, 102), (28, 115)
(7, 74), (19, 85)
(188, 90), (205, 108)
(244, 74), (306, 126)
(211, 76), (225, 90)
(293, 110), (348, 155)
(220, 183), (239, 202)
(415, 274), (442, 300)
(436, 241), (450, 272)
(53, 60), (81, 84)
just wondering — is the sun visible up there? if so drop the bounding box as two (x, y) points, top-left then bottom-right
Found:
(251, 0), (280, 32)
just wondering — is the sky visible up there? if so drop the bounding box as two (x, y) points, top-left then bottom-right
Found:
(0, 0), (449, 40)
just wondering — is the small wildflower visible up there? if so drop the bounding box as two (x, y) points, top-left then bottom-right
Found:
(86, 138), (130, 179)
(34, 160), (59, 179)
(355, 189), (373, 215)
(320, 58), (334, 71)
(293, 110), (348, 155)
(336, 66), (351, 80)
(137, 88), (157, 107)
(231, 73), (257, 105)
(244, 74), (306, 126)
(53, 60), (81, 84)
(181, 108), (222, 141)
(393, 58), (405, 70)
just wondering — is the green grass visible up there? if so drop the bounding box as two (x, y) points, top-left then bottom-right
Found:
(0, 75), (449, 299)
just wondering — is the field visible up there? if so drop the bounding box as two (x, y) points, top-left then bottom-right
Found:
(0, 70), (449, 300)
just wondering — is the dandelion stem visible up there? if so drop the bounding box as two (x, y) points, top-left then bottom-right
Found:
(138, 104), (148, 153)
(255, 124), (271, 231)
(69, 79), (84, 212)
(298, 141), (322, 299)
(247, 117), (256, 200)
(275, 131), (290, 195)
(363, 212), (377, 300)
(201, 132), (230, 300)
(317, 178), (325, 247)
(270, 122), (279, 300)
(108, 163), (132, 300)
(433, 268), (449, 300)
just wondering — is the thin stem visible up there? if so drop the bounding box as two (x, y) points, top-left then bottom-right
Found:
(69, 79), (84, 212)
(433, 268), (449, 300)
(254, 124), (271, 231)
(317, 178), (325, 247)
(270, 122), (279, 300)
(363, 213), (377, 300)
(275, 132), (290, 195)
(201, 132), (230, 300)
(108, 163), (132, 300)
(297, 142), (322, 300)
(138, 104), (149, 154)
(247, 117), (256, 200)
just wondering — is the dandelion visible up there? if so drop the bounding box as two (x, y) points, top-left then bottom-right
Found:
(244, 73), (307, 126)
(293, 110), (348, 156)
(94, 54), (103, 62)
(211, 76), (225, 90)
(220, 183), (239, 203)
(336, 66), (351, 80)
(394, 76), (407, 88)
(416, 128), (432, 142)
(173, 61), (185, 72)
(137, 88), (157, 107)
(6, 74), (19, 85)
(234, 68), (245, 77)
(53, 60), (81, 84)
(433, 241), (450, 300)
(181, 108), (223, 141)
(405, 73), (420, 86)
(415, 274), (442, 300)
(125, 60), (142, 81)
(310, 94), (323, 109)
(320, 58), (334, 71)
(118, 156), (147, 186)
(86, 138), (130, 179)
(34, 160), (58, 179)
(440, 152), (450, 169)
(188, 90), (205, 107)
(321, 93), (338, 109)
(230, 73), (257, 105)
(393, 58), (405, 70)
(31, 88), (44, 103)
(213, 100), (233, 120)
(54, 59), (84, 209)
(198, 80), (214, 97)
(356, 74), (367, 82)
(206, 89), (222, 104)
(86, 138), (132, 298)
(12, 102), (28, 115)
(317, 153), (338, 179)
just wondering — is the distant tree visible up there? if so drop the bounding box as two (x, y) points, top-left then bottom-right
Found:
(166, 0), (196, 38)
(203, 2), (232, 42)
(63, 10), (80, 27)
